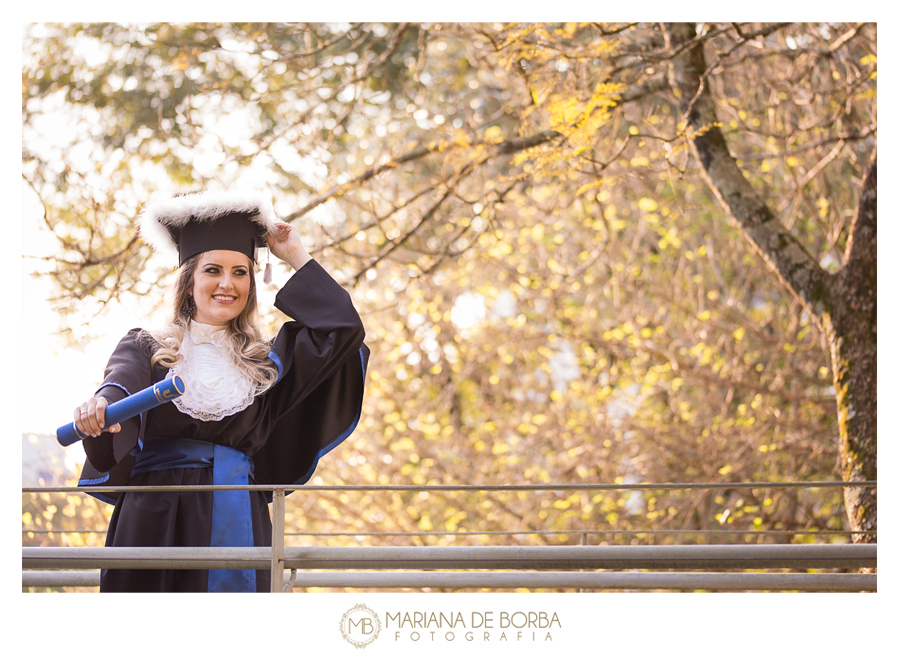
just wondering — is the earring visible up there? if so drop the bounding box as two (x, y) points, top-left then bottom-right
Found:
(181, 295), (196, 319)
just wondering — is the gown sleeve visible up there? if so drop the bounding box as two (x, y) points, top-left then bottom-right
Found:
(252, 259), (369, 487)
(79, 329), (152, 487)
(265, 259), (366, 423)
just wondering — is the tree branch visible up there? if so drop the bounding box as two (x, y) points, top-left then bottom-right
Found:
(842, 148), (876, 274)
(664, 22), (832, 326)
(284, 130), (559, 222)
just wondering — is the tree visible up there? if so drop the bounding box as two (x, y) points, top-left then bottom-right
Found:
(662, 22), (875, 541)
(23, 22), (875, 556)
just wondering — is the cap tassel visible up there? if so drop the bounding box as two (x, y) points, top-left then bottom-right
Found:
(263, 248), (273, 284)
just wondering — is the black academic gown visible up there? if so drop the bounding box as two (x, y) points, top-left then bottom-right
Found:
(78, 260), (369, 592)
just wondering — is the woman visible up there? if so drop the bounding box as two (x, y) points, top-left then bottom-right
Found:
(73, 189), (369, 592)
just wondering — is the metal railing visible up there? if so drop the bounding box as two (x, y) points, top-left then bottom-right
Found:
(22, 481), (878, 593)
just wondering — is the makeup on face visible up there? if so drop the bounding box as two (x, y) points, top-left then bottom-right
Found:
(191, 250), (253, 325)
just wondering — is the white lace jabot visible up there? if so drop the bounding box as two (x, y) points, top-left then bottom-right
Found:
(168, 321), (257, 421)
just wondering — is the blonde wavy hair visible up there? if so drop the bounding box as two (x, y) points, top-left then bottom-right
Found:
(140, 253), (280, 392)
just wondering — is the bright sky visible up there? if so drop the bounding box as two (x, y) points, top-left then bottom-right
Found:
(20, 187), (142, 468)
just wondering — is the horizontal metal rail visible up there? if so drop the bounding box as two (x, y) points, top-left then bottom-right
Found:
(22, 528), (874, 537)
(25, 572), (101, 588)
(21, 570), (874, 592)
(24, 543), (876, 571)
(21, 480), (878, 494)
(254, 571), (878, 592)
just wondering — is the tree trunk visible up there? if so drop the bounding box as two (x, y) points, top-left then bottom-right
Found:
(663, 22), (876, 542)
(824, 152), (877, 543)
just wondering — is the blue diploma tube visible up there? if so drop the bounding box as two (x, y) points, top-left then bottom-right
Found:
(57, 376), (185, 447)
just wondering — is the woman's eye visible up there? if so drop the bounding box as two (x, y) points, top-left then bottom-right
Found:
(204, 267), (219, 274)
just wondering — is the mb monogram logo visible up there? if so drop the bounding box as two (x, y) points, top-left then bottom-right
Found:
(340, 604), (382, 648)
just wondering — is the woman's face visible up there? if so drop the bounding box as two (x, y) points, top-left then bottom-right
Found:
(191, 250), (252, 326)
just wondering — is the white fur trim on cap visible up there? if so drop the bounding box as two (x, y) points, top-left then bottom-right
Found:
(137, 188), (279, 258)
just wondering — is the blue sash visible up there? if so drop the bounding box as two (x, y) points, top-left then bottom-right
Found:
(131, 437), (257, 592)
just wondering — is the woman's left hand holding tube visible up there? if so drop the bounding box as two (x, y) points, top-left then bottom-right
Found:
(74, 396), (121, 438)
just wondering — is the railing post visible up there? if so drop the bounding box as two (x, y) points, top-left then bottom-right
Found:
(576, 531), (588, 593)
(271, 488), (285, 593)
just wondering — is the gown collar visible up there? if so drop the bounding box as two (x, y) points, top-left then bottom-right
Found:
(189, 321), (228, 346)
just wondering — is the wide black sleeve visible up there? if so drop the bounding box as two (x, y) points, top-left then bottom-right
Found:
(252, 260), (369, 488)
(265, 259), (366, 424)
(80, 329), (152, 475)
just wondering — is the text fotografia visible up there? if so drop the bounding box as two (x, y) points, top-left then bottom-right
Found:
(387, 611), (561, 642)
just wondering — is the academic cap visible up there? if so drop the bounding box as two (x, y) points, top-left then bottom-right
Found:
(137, 189), (279, 264)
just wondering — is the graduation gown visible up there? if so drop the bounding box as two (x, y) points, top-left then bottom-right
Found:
(77, 260), (369, 592)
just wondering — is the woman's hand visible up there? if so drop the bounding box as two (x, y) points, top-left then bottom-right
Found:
(266, 221), (311, 271)
(74, 396), (121, 438)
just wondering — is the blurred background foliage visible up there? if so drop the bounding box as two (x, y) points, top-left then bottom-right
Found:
(23, 22), (875, 590)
